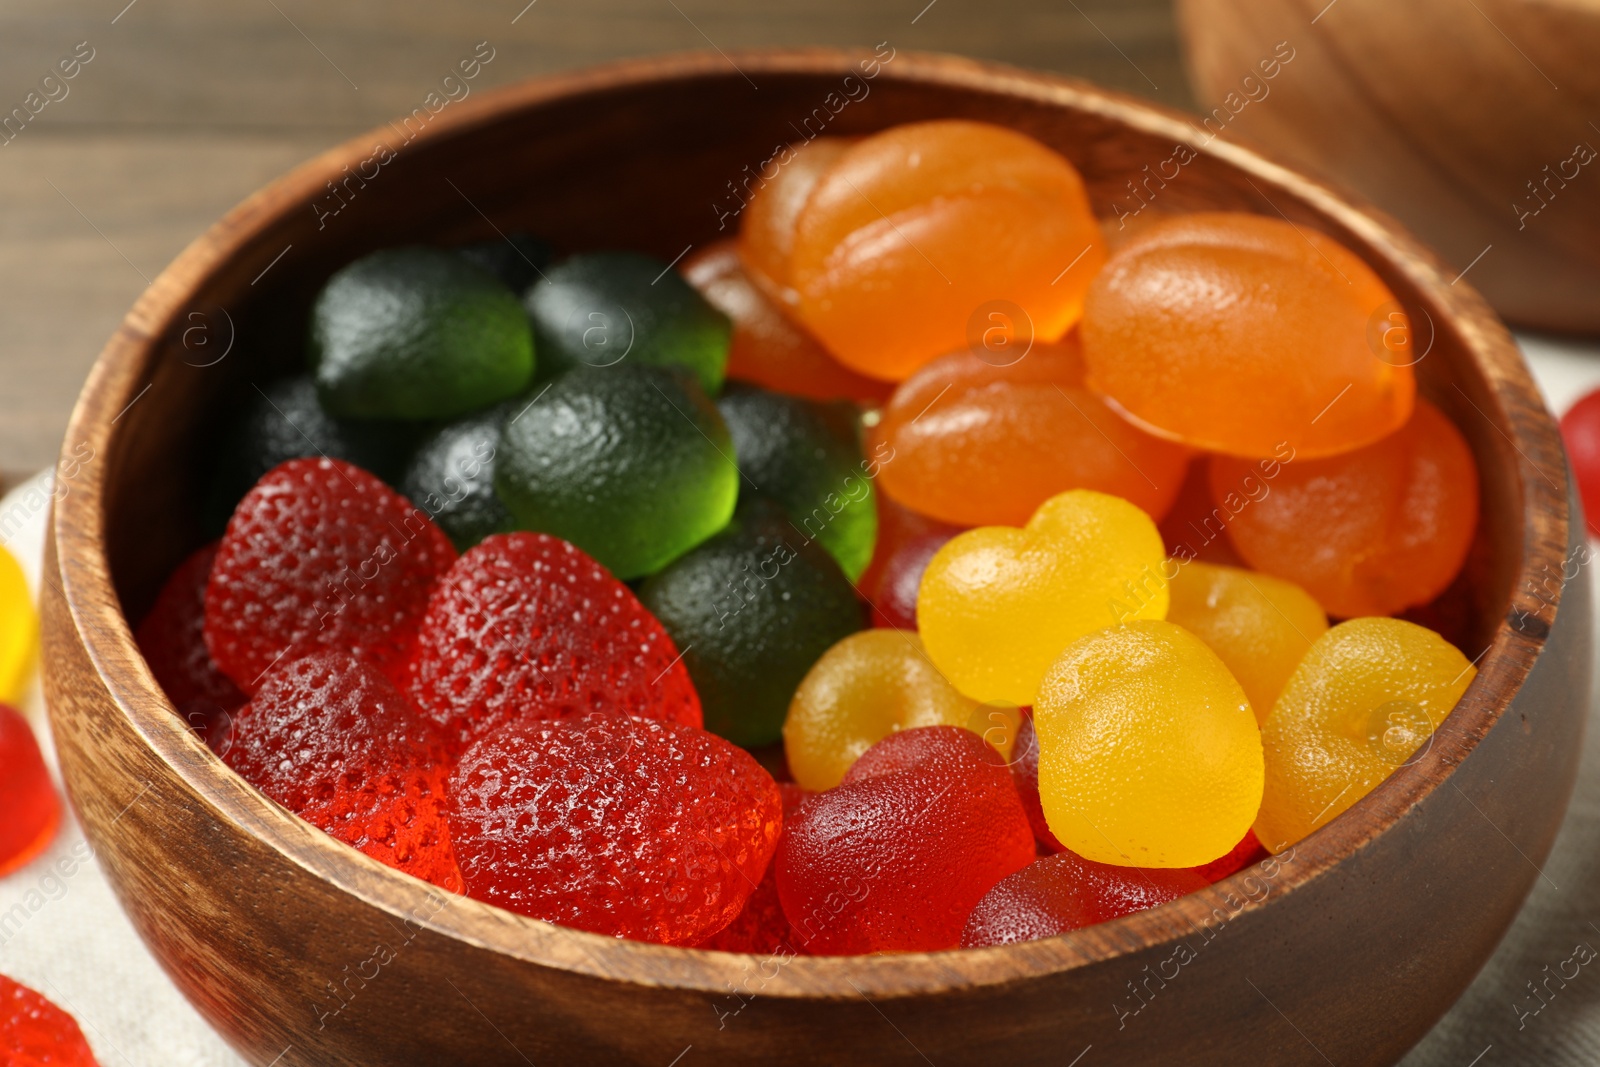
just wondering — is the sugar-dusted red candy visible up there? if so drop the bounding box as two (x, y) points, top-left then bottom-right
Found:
(1010, 713), (1063, 854)
(136, 541), (246, 731)
(205, 458), (456, 692)
(448, 712), (781, 945)
(962, 851), (1210, 947)
(776, 726), (1034, 954)
(0, 973), (99, 1067)
(0, 706), (60, 877)
(406, 532), (701, 752)
(223, 652), (462, 893)
(857, 494), (963, 631)
(701, 782), (808, 955)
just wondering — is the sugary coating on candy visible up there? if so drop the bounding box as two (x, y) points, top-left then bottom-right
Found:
(223, 652), (463, 892)
(783, 629), (1015, 792)
(788, 120), (1105, 381)
(0, 974), (99, 1066)
(1034, 620), (1264, 868)
(204, 458), (457, 692)
(1212, 398), (1479, 618)
(775, 726), (1034, 954)
(699, 782), (809, 955)
(918, 489), (1169, 706)
(136, 542), (246, 726)
(1081, 212), (1414, 459)
(873, 339), (1189, 527)
(1165, 561), (1327, 723)
(0, 704), (60, 877)
(738, 136), (854, 297)
(448, 712), (782, 945)
(962, 850), (1210, 946)
(1255, 618), (1475, 853)
(1010, 713), (1064, 853)
(0, 544), (36, 706)
(407, 532), (701, 752)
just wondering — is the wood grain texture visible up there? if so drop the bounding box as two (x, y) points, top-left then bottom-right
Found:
(41, 50), (1587, 1066)
(1176, 0), (1600, 334)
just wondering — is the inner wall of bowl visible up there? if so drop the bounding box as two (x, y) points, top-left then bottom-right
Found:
(101, 65), (1512, 662)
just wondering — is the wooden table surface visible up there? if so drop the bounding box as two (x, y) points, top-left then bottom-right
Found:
(0, 0), (1189, 476)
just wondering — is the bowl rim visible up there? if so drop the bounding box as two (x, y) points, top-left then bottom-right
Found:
(49, 46), (1568, 999)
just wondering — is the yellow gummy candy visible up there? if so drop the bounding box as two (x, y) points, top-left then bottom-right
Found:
(1255, 617), (1475, 853)
(1034, 619), (1264, 868)
(917, 489), (1168, 706)
(1166, 561), (1328, 724)
(0, 544), (36, 705)
(783, 629), (1019, 791)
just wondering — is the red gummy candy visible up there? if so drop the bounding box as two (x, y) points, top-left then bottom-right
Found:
(1193, 829), (1268, 884)
(1562, 388), (1600, 538)
(0, 974), (99, 1066)
(1010, 713), (1064, 854)
(205, 458), (456, 692)
(223, 652), (463, 893)
(407, 533), (701, 753)
(701, 782), (809, 955)
(448, 712), (781, 945)
(962, 851), (1210, 947)
(0, 706), (59, 877)
(776, 726), (1034, 954)
(858, 495), (963, 630)
(136, 542), (246, 733)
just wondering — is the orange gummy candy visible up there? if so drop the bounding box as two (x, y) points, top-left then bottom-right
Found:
(787, 120), (1105, 381)
(739, 136), (853, 298)
(682, 241), (890, 404)
(1210, 398), (1479, 618)
(1081, 212), (1414, 459)
(872, 337), (1189, 527)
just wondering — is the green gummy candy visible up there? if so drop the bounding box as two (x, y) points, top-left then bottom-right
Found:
(524, 251), (730, 395)
(401, 407), (516, 551)
(310, 246), (534, 421)
(639, 501), (864, 747)
(717, 385), (877, 581)
(495, 365), (738, 579)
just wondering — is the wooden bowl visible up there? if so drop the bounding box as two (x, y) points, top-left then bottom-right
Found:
(1176, 0), (1600, 335)
(41, 50), (1589, 1066)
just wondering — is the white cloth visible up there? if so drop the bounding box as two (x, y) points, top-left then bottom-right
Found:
(2, 333), (1598, 1066)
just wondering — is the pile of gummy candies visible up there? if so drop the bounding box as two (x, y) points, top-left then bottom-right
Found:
(125, 118), (1489, 957)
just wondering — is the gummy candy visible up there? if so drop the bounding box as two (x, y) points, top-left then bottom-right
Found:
(783, 629), (1016, 792)
(400, 406), (515, 550)
(0, 543), (37, 706)
(524, 251), (730, 395)
(222, 652), (462, 892)
(448, 712), (782, 945)
(0, 973), (99, 1067)
(700, 782), (809, 954)
(961, 850), (1210, 946)
(639, 501), (861, 747)
(455, 232), (551, 293)
(1255, 617), (1475, 853)
(1157, 458), (1246, 567)
(204, 458), (457, 691)
(1193, 829), (1269, 884)
(1080, 212), (1414, 459)
(872, 339), (1189, 526)
(683, 241), (890, 404)
(1009, 713), (1064, 853)
(310, 247), (534, 420)
(136, 542), (245, 728)
(775, 726), (1034, 953)
(738, 136), (853, 298)
(717, 383), (878, 580)
(1211, 398), (1479, 618)
(1165, 561), (1327, 723)
(0, 705), (59, 877)
(918, 489), (1169, 706)
(1561, 388), (1600, 539)
(857, 494), (963, 631)
(1034, 619), (1264, 868)
(408, 532), (701, 752)
(495, 364), (738, 579)
(789, 120), (1105, 381)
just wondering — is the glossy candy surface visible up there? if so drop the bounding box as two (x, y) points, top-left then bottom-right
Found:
(1255, 618), (1475, 853)
(783, 629), (1016, 792)
(495, 365), (738, 579)
(1166, 561), (1327, 722)
(224, 652), (463, 892)
(136, 542), (246, 728)
(789, 120), (1105, 381)
(1010, 713), (1064, 853)
(1212, 398), (1479, 618)
(918, 489), (1169, 706)
(408, 532), (701, 753)
(700, 782), (808, 954)
(1081, 212), (1414, 459)
(775, 726), (1034, 954)
(0, 705), (60, 877)
(204, 458), (457, 691)
(858, 494), (963, 631)
(0, 544), (37, 706)
(873, 339), (1189, 526)
(1561, 387), (1600, 538)
(738, 136), (853, 298)
(448, 712), (782, 945)
(0, 974), (100, 1067)
(1034, 620), (1264, 868)
(400, 406), (515, 550)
